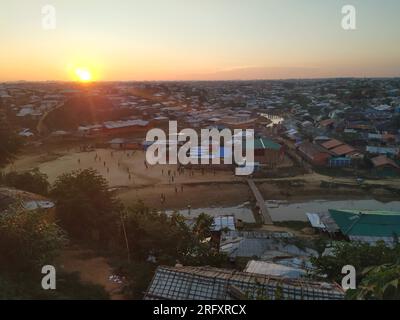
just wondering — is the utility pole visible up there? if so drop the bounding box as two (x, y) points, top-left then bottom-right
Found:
(120, 212), (131, 263)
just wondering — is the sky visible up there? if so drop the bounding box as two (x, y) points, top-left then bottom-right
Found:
(0, 0), (399, 81)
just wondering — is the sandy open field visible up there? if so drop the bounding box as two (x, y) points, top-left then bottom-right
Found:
(8, 148), (238, 185)
(7, 146), (400, 212)
(6, 147), (248, 210)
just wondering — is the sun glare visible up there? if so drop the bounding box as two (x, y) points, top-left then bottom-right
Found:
(75, 68), (92, 82)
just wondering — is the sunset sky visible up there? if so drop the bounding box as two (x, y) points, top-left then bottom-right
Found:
(1, 0), (399, 81)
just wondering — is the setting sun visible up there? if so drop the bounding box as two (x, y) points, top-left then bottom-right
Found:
(75, 68), (92, 82)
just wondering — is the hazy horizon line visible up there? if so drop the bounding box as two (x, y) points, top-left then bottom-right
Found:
(2, 76), (400, 84)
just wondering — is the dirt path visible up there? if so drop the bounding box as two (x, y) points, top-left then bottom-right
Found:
(58, 247), (126, 300)
(37, 102), (65, 135)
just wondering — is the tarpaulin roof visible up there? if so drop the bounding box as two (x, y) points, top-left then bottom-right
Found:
(254, 138), (281, 151)
(329, 209), (400, 238)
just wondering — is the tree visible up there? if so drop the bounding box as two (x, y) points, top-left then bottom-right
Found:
(311, 241), (400, 285)
(0, 169), (50, 195)
(118, 260), (157, 299)
(0, 205), (112, 300)
(122, 202), (194, 264)
(122, 203), (227, 267)
(0, 208), (67, 274)
(348, 262), (400, 300)
(193, 213), (214, 241)
(0, 116), (22, 167)
(51, 169), (121, 244)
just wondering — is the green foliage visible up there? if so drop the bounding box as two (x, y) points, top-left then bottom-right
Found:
(182, 242), (229, 267)
(51, 168), (121, 244)
(116, 206), (228, 298)
(43, 272), (110, 300)
(0, 169), (50, 195)
(123, 202), (194, 264)
(311, 241), (400, 283)
(340, 132), (360, 144)
(193, 212), (214, 241)
(313, 238), (329, 257)
(0, 204), (109, 300)
(311, 241), (400, 299)
(0, 209), (67, 274)
(285, 93), (311, 107)
(348, 263), (400, 300)
(117, 260), (157, 299)
(274, 284), (284, 300)
(0, 117), (22, 168)
(122, 203), (227, 267)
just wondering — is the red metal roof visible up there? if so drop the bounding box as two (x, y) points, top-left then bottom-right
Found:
(371, 155), (400, 169)
(330, 144), (355, 156)
(321, 139), (343, 150)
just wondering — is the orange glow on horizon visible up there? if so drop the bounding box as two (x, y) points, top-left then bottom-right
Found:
(66, 61), (101, 82)
(75, 68), (92, 82)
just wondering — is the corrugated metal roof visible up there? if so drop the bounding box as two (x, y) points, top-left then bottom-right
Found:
(298, 142), (331, 158)
(104, 119), (149, 129)
(144, 266), (344, 300)
(321, 139), (343, 150)
(306, 213), (326, 229)
(371, 155), (399, 169)
(366, 146), (399, 155)
(244, 260), (306, 279)
(220, 231), (316, 259)
(330, 144), (355, 156)
(212, 215), (236, 231)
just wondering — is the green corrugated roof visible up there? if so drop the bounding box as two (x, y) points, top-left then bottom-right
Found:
(329, 209), (400, 238)
(254, 138), (281, 150)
